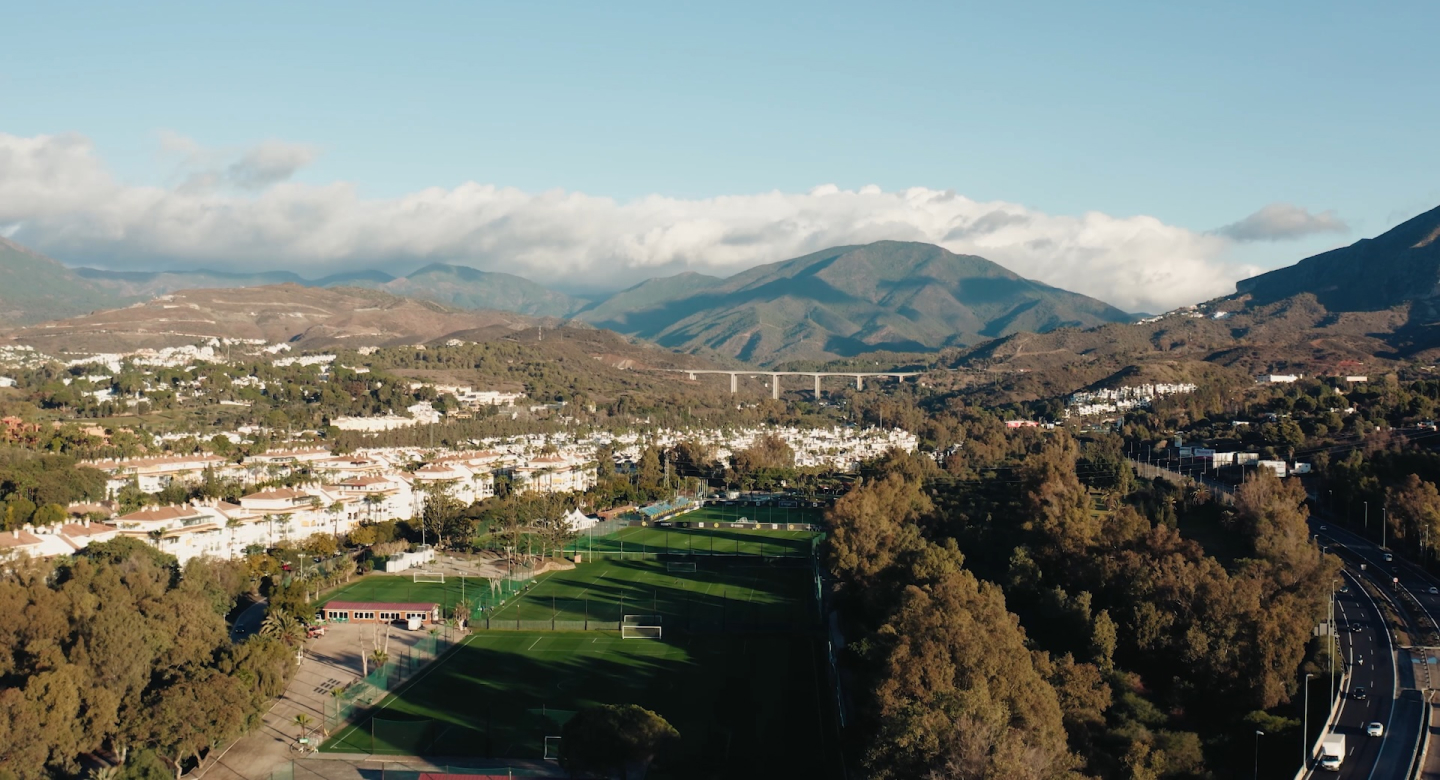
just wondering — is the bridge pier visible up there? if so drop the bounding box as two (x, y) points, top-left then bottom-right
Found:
(729, 373), (737, 394)
(771, 373), (780, 400)
(855, 375), (863, 391)
(814, 374), (821, 399)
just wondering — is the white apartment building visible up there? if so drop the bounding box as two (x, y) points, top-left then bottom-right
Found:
(85, 453), (234, 496)
(512, 453), (597, 494)
(0, 521), (119, 560)
(412, 462), (495, 505)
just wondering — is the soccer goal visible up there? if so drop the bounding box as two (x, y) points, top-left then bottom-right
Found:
(544, 735), (563, 760)
(413, 571), (445, 583)
(667, 561), (697, 573)
(622, 614), (663, 639)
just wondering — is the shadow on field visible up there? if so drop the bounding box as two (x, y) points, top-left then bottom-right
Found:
(334, 631), (837, 780)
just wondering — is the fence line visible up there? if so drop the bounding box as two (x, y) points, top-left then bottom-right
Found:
(323, 627), (462, 735)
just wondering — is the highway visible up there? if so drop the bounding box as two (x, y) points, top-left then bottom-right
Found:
(1307, 518), (1430, 778)
(1300, 565), (1404, 779)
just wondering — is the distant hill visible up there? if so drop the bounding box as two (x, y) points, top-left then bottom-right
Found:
(0, 239), (125, 325)
(77, 267), (309, 299)
(365, 263), (584, 318)
(575, 271), (725, 330)
(73, 260), (583, 318)
(580, 241), (1134, 365)
(0, 284), (549, 355)
(1237, 204), (1440, 314)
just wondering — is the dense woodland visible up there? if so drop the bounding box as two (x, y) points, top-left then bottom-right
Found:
(0, 540), (296, 780)
(825, 421), (1337, 779)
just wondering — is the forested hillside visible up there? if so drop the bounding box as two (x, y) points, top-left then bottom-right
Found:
(826, 423), (1337, 778)
(0, 541), (296, 778)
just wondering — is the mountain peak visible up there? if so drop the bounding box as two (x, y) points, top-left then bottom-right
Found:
(579, 240), (1130, 364)
(1236, 204), (1440, 311)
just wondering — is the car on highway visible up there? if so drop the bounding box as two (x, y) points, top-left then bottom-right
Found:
(1384, 553), (1394, 562)
(1352, 687), (1367, 700)
(1339, 583), (1350, 593)
(1367, 722), (1384, 737)
(1320, 525), (1328, 531)
(1350, 623), (1364, 633)
(1430, 586), (1439, 595)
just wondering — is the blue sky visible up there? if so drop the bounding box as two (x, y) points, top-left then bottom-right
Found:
(0, 0), (1436, 310)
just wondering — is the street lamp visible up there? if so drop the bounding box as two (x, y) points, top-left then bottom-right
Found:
(1254, 730), (1265, 780)
(1330, 581), (1337, 710)
(1302, 672), (1314, 768)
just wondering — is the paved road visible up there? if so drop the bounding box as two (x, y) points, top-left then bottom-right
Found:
(1309, 518), (1431, 778)
(1297, 565), (1393, 779)
(230, 598), (268, 643)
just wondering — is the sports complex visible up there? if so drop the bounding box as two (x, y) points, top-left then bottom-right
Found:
(317, 518), (841, 778)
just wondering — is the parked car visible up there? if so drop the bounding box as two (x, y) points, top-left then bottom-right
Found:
(306, 625), (326, 639)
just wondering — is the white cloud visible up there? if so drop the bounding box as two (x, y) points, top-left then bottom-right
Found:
(1217, 203), (1348, 242)
(0, 131), (1263, 313)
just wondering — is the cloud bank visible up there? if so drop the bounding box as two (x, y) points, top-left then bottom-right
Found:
(1217, 203), (1349, 242)
(0, 132), (1310, 314)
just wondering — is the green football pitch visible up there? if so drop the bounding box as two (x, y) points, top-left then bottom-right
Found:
(318, 573), (523, 615)
(483, 558), (814, 629)
(568, 510), (823, 558)
(321, 558), (837, 778)
(322, 631), (834, 777)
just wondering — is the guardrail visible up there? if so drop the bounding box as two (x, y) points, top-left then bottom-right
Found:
(1409, 698), (1432, 779)
(1293, 670), (1349, 780)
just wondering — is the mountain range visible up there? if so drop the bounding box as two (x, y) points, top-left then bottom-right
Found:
(7, 203), (1440, 370)
(575, 242), (1133, 363)
(0, 238), (1134, 363)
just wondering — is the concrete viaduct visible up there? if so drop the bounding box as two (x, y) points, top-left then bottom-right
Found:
(663, 369), (924, 400)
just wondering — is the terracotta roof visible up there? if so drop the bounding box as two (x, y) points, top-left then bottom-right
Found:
(118, 505), (209, 523)
(60, 522), (117, 538)
(241, 488), (311, 501)
(0, 529), (43, 549)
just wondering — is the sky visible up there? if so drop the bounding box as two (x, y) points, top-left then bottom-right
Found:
(1, 0), (1437, 313)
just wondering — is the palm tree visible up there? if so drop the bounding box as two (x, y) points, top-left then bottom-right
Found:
(369, 648), (388, 671)
(261, 610), (305, 646)
(226, 517), (241, 558)
(293, 713), (313, 741)
(264, 513), (275, 547)
(329, 501), (345, 539)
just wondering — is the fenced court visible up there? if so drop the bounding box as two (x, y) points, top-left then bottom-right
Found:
(480, 558), (814, 632)
(319, 523), (841, 779)
(320, 630), (836, 779)
(566, 517), (822, 560)
(317, 573), (535, 621)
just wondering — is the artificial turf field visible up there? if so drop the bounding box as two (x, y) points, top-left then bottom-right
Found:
(483, 558), (815, 629)
(318, 572), (522, 615)
(321, 556), (837, 778)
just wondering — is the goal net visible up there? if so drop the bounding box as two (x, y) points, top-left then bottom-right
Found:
(622, 625), (662, 639)
(623, 614), (662, 626)
(667, 561), (697, 573)
(544, 735), (562, 760)
(413, 572), (445, 583)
